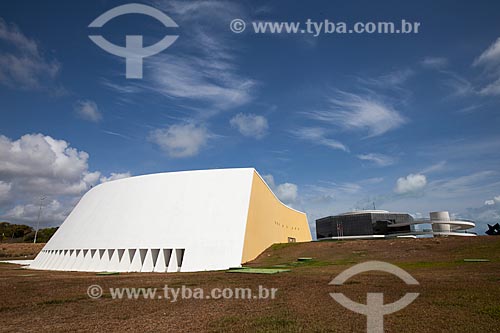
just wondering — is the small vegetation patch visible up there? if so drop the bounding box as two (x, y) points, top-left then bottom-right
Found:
(251, 315), (298, 332)
(37, 296), (88, 306)
(265, 259), (332, 269)
(331, 259), (357, 266)
(96, 272), (120, 275)
(227, 267), (290, 274)
(478, 305), (500, 319)
(396, 261), (460, 269)
(269, 243), (299, 251)
(209, 311), (299, 332)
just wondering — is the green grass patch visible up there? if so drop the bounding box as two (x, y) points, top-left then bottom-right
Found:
(478, 305), (500, 319)
(251, 314), (298, 332)
(331, 259), (357, 266)
(317, 239), (345, 243)
(209, 311), (299, 332)
(209, 315), (240, 330)
(268, 258), (331, 268)
(227, 267), (290, 274)
(38, 296), (88, 306)
(396, 261), (460, 269)
(290, 259), (331, 267)
(96, 272), (120, 275)
(269, 243), (299, 251)
(252, 258), (332, 270)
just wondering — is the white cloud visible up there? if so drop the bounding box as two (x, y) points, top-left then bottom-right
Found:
(230, 113), (268, 139)
(149, 123), (212, 158)
(479, 78), (500, 96)
(484, 195), (500, 206)
(473, 37), (500, 96)
(0, 181), (11, 202)
(149, 54), (255, 110)
(419, 161), (446, 174)
(158, 0), (245, 21)
(394, 173), (427, 194)
(443, 71), (476, 97)
(100, 172), (131, 183)
(427, 171), (498, 198)
(379, 69), (414, 86)
(0, 133), (99, 197)
(107, 1), (256, 113)
(0, 133), (129, 225)
(463, 200), (500, 233)
(357, 153), (396, 167)
(473, 37), (500, 69)
(276, 183), (298, 203)
(306, 181), (362, 197)
(262, 174), (276, 188)
(0, 18), (61, 91)
(307, 91), (407, 137)
(419, 137), (500, 167)
(457, 104), (482, 114)
(74, 100), (102, 123)
(295, 127), (348, 152)
(262, 174), (298, 204)
(3, 199), (69, 226)
(75, 100), (102, 122)
(421, 57), (448, 69)
(360, 69), (414, 87)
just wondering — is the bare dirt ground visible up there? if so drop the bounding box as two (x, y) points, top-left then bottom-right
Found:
(1, 237), (499, 332)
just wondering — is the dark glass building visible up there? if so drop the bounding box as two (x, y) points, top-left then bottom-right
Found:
(316, 210), (413, 239)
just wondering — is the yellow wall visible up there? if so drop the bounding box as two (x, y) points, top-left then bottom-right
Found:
(241, 171), (312, 263)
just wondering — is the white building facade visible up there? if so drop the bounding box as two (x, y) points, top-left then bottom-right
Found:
(29, 168), (311, 272)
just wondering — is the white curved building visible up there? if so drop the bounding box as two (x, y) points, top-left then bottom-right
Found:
(29, 168), (311, 272)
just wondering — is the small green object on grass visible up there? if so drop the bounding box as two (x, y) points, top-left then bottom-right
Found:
(227, 267), (290, 274)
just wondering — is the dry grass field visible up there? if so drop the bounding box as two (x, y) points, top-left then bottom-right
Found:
(0, 243), (45, 260)
(1, 237), (499, 332)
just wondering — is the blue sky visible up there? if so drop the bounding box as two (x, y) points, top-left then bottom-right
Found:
(1, 0), (500, 235)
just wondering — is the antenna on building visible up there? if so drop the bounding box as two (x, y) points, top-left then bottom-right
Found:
(34, 196), (46, 244)
(373, 202), (376, 210)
